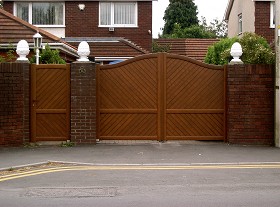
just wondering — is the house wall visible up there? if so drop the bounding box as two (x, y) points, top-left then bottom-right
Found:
(2, 1), (13, 13)
(65, 1), (152, 51)
(227, 0), (255, 37)
(255, 1), (275, 44)
(2, 1), (153, 52)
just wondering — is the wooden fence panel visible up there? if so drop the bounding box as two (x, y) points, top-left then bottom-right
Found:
(97, 54), (159, 140)
(165, 54), (225, 141)
(97, 53), (225, 141)
(31, 64), (70, 142)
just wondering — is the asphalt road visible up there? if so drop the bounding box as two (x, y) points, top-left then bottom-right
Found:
(1, 163), (280, 207)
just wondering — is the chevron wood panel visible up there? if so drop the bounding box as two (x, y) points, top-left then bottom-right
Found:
(165, 55), (224, 141)
(98, 55), (159, 140)
(100, 114), (157, 139)
(167, 114), (224, 140)
(36, 68), (68, 109)
(97, 53), (225, 141)
(99, 57), (158, 109)
(166, 57), (224, 109)
(36, 114), (67, 141)
(31, 64), (70, 142)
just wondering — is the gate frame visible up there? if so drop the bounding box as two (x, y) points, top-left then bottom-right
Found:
(96, 53), (227, 142)
(30, 64), (70, 143)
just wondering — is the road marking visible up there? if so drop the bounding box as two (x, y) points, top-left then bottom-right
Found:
(1, 164), (280, 182)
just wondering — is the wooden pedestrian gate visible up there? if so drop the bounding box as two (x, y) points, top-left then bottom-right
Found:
(31, 64), (70, 142)
(97, 53), (226, 141)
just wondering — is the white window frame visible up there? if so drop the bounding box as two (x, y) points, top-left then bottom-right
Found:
(238, 13), (242, 35)
(14, 2), (65, 27)
(270, 1), (275, 28)
(99, 2), (138, 28)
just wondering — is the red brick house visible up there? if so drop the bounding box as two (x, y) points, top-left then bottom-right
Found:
(2, 0), (154, 60)
(225, 0), (275, 44)
(0, 8), (78, 62)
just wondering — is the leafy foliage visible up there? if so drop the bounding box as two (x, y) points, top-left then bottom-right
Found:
(161, 15), (228, 39)
(205, 37), (238, 65)
(162, 23), (217, 39)
(238, 32), (275, 64)
(30, 44), (66, 64)
(152, 41), (170, 53)
(0, 45), (16, 62)
(163, 0), (199, 35)
(0, 56), (5, 63)
(205, 32), (275, 65)
(200, 17), (228, 38)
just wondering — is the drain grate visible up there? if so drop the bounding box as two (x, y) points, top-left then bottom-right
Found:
(25, 187), (117, 198)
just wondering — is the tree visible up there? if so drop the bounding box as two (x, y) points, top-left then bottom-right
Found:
(163, 0), (199, 35)
(200, 17), (228, 38)
(161, 15), (228, 39)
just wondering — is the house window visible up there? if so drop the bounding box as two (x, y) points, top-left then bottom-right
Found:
(238, 13), (242, 34)
(14, 2), (64, 26)
(270, 1), (275, 28)
(99, 2), (137, 27)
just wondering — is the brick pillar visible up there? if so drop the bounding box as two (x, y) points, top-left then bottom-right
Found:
(0, 62), (30, 146)
(227, 64), (274, 145)
(70, 62), (96, 144)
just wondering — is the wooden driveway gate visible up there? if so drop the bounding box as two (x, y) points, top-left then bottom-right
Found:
(97, 53), (225, 141)
(31, 64), (70, 142)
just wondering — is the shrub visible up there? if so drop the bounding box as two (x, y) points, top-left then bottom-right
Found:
(204, 37), (238, 65)
(0, 44), (16, 62)
(0, 56), (5, 63)
(30, 44), (66, 64)
(152, 41), (170, 53)
(205, 32), (275, 65)
(239, 32), (275, 64)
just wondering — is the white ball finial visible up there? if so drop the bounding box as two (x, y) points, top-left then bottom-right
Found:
(77, 41), (90, 61)
(16, 40), (30, 61)
(230, 42), (243, 64)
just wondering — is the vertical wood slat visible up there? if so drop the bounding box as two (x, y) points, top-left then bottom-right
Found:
(96, 64), (101, 140)
(31, 64), (37, 142)
(224, 65), (228, 142)
(31, 64), (70, 142)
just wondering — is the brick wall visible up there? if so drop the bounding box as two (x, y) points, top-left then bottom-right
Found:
(0, 61), (276, 146)
(0, 63), (29, 146)
(227, 64), (274, 145)
(65, 1), (153, 51)
(2, 1), (13, 13)
(70, 62), (96, 144)
(255, 2), (275, 44)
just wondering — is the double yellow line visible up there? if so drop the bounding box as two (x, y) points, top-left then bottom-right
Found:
(1, 164), (280, 183)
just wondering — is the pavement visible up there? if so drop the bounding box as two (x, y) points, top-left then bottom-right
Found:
(1, 140), (280, 170)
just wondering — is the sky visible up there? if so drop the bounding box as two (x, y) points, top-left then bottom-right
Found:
(152, 0), (229, 38)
